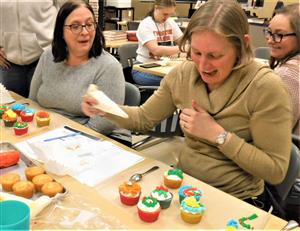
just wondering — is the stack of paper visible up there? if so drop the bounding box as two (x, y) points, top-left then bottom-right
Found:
(15, 128), (144, 187)
(103, 30), (127, 42)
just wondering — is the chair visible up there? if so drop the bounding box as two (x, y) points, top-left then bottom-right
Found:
(254, 47), (270, 60)
(124, 82), (140, 106)
(118, 43), (138, 83)
(132, 110), (183, 149)
(127, 21), (140, 30)
(292, 134), (300, 150)
(265, 143), (300, 219)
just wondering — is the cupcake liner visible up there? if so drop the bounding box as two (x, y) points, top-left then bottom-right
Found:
(3, 120), (16, 127)
(180, 210), (203, 224)
(36, 118), (50, 127)
(137, 207), (160, 222)
(164, 177), (182, 189)
(119, 192), (140, 206)
(157, 197), (172, 209)
(14, 127), (28, 136)
(20, 114), (34, 122)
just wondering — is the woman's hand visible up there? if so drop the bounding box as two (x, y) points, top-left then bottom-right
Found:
(81, 95), (106, 117)
(179, 100), (225, 143)
(0, 47), (10, 69)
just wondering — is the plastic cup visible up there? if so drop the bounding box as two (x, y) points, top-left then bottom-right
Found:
(0, 200), (30, 230)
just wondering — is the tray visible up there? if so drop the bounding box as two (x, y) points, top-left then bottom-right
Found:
(0, 142), (68, 200)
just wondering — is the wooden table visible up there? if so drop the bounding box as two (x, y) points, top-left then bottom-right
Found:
(1, 94), (290, 229)
(133, 59), (184, 77)
(133, 58), (269, 78)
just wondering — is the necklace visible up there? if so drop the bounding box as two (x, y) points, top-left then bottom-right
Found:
(154, 21), (167, 43)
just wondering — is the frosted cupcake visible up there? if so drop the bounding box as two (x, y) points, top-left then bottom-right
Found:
(178, 185), (203, 204)
(11, 103), (26, 115)
(13, 121), (29, 136)
(36, 111), (50, 127)
(20, 108), (35, 122)
(150, 185), (173, 209)
(163, 168), (183, 189)
(2, 109), (17, 127)
(119, 181), (141, 206)
(180, 196), (205, 224)
(137, 196), (161, 222)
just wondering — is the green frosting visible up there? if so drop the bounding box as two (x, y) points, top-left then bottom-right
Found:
(153, 189), (168, 198)
(13, 121), (28, 128)
(142, 197), (158, 207)
(167, 168), (183, 179)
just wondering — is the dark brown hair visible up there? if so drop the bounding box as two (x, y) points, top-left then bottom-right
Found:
(269, 3), (300, 69)
(52, 0), (105, 62)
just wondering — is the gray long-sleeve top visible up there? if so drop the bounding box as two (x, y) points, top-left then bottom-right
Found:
(29, 48), (125, 135)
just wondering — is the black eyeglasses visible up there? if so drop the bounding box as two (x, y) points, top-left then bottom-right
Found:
(64, 22), (96, 34)
(263, 29), (296, 43)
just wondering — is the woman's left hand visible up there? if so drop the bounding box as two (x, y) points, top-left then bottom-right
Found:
(179, 100), (225, 143)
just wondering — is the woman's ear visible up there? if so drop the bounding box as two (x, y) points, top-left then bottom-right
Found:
(244, 34), (251, 47)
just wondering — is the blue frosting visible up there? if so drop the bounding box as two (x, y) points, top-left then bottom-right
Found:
(226, 219), (238, 228)
(11, 103), (26, 111)
(178, 185), (203, 201)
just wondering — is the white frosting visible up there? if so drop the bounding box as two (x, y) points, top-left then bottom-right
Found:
(137, 199), (160, 212)
(120, 191), (140, 198)
(150, 191), (172, 200)
(164, 171), (182, 181)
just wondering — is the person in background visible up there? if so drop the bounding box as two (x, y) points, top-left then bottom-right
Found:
(82, 0), (292, 212)
(29, 0), (129, 145)
(133, 0), (183, 86)
(265, 3), (300, 136)
(0, 0), (65, 97)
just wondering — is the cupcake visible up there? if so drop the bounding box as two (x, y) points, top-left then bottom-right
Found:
(36, 111), (50, 127)
(32, 174), (53, 192)
(0, 172), (21, 191)
(12, 181), (35, 199)
(163, 168), (183, 189)
(2, 109), (17, 127)
(0, 105), (9, 117)
(11, 103), (26, 116)
(178, 185), (203, 204)
(20, 108), (35, 122)
(13, 121), (29, 136)
(119, 181), (141, 206)
(150, 185), (173, 209)
(137, 196), (161, 222)
(25, 166), (45, 181)
(41, 181), (64, 197)
(180, 196), (205, 224)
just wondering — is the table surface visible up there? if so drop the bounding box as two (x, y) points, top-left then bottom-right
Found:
(133, 58), (269, 78)
(105, 40), (138, 49)
(1, 92), (289, 229)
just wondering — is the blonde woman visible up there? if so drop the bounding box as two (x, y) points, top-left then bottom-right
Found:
(266, 3), (300, 135)
(82, 0), (291, 210)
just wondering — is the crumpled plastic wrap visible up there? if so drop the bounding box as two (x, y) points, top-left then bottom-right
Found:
(32, 193), (127, 229)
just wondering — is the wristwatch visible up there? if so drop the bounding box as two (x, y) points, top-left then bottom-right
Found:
(216, 131), (229, 145)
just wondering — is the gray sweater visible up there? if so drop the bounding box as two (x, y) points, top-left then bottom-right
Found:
(29, 48), (125, 135)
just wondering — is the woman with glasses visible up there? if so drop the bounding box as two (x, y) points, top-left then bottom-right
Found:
(29, 0), (128, 144)
(265, 3), (299, 136)
(82, 0), (292, 212)
(132, 0), (183, 86)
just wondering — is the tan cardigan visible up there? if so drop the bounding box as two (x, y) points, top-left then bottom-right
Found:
(108, 60), (292, 199)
